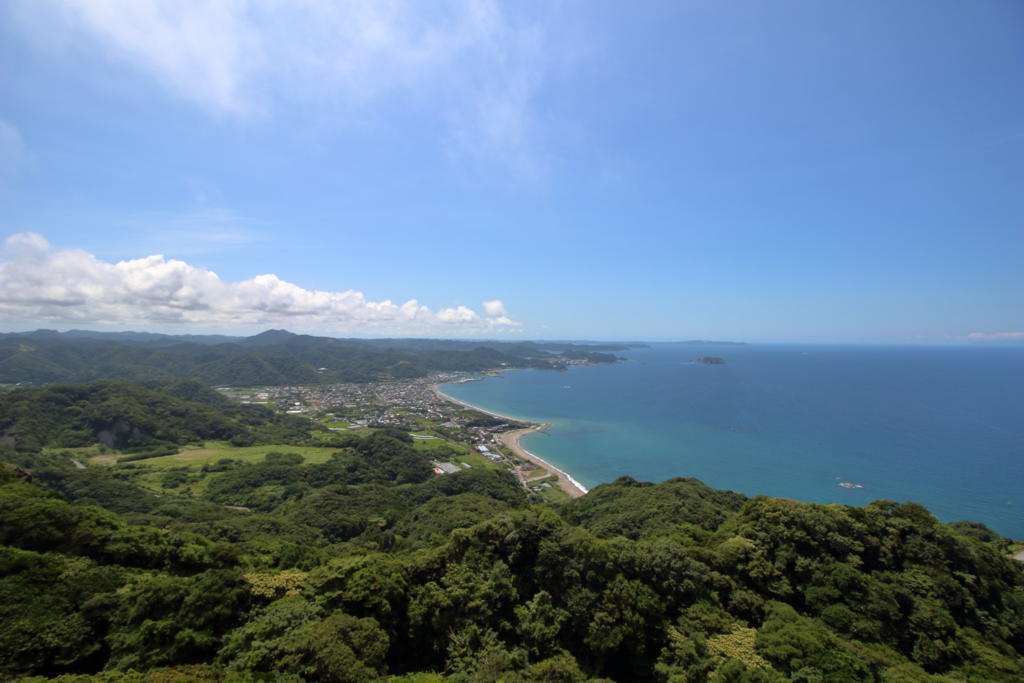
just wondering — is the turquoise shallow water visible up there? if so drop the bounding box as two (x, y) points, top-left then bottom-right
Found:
(440, 343), (1024, 538)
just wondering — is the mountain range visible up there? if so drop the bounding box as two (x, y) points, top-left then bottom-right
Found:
(0, 329), (636, 386)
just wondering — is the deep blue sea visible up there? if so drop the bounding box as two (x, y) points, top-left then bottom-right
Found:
(440, 343), (1024, 539)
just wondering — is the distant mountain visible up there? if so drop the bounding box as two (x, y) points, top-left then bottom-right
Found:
(237, 329), (308, 347)
(0, 329), (647, 352)
(341, 337), (645, 353)
(0, 329), (629, 386)
(0, 329), (244, 346)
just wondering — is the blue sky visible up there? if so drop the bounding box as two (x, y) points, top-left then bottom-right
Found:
(0, 0), (1021, 342)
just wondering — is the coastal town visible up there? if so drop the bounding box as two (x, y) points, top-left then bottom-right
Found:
(219, 374), (586, 501)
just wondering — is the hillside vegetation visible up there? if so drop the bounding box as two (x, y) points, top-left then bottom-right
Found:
(0, 380), (316, 455)
(0, 383), (1022, 681)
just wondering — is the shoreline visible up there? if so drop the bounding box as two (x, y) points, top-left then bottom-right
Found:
(431, 380), (521, 422)
(499, 426), (588, 499)
(431, 380), (589, 498)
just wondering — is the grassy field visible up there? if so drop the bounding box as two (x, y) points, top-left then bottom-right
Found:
(411, 438), (467, 454)
(216, 387), (267, 395)
(88, 441), (339, 468)
(527, 475), (572, 504)
(450, 449), (505, 471)
(523, 464), (552, 482)
(74, 430), (539, 502)
(405, 433), (507, 472)
(311, 428), (352, 442)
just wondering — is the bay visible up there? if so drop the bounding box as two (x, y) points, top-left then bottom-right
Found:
(440, 343), (1024, 538)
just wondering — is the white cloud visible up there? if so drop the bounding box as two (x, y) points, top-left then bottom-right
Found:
(26, 0), (558, 171)
(51, 0), (256, 116)
(967, 331), (1024, 341)
(482, 299), (507, 317)
(436, 305), (480, 324)
(0, 233), (520, 333)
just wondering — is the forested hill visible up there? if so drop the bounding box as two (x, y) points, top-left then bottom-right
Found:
(0, 384), (1022, 680)
(0, 329), (631, 385)
(0, 380), (314, 455)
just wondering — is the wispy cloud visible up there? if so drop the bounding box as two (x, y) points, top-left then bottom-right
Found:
(46, 0), (256, 116)
(20, 0), (560, 173)
(0, 232), (520, 334)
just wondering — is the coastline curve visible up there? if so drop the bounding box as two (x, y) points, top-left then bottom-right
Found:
(432, 381), (588, 498)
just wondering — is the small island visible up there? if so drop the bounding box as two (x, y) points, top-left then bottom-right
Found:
(695, 356), (726, 364)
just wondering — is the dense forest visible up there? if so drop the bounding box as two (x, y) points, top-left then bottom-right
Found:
(0, 381), (321, 455)
(1, 383), (1022, 681)
(0, 330), (632, 386)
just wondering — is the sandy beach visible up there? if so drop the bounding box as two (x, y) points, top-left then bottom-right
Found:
(431, 382), (518, 422)
(432, 382), (588, 498)
(499, 426), (588, 499)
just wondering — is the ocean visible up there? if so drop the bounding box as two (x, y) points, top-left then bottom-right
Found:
(440, 343), (1024, 539)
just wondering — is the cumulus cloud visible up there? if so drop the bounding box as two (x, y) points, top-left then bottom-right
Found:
(0, 233), (520, 334)
(21, 0), (559, 171)
(482, 299), (507, 317)
(966, 331), (1024, 341)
